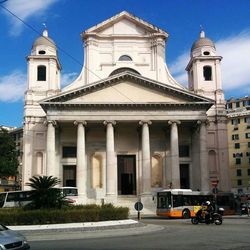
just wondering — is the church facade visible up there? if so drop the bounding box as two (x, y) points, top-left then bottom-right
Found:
(22, 11), (231, 211)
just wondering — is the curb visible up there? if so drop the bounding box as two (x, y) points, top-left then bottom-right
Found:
(9, 219), (139, 231)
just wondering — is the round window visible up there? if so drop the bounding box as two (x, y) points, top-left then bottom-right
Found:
(38, 50), (46, 55)
(203, 51), (210, 55)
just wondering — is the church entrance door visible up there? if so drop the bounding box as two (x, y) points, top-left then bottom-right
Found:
(180, 164), (190, 189)
(117, 155), (136, 195)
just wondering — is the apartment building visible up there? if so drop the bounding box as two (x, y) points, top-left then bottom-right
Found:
(226, 96), (250, 194)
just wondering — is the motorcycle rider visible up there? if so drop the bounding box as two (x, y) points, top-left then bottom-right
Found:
(204, 201), (214, 223)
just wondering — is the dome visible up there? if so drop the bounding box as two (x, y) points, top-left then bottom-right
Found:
(32, 29), (56, 50)
(191, 30), (215, 51)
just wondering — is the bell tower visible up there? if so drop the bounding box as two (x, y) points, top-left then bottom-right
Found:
(186, 29), (224, 104)
(26, 29), (61, 97)
(186, 30), (231, 192)
(22, 29), (61, 189)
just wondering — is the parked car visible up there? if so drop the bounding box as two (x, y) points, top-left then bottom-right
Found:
(0, 224), (30, 250)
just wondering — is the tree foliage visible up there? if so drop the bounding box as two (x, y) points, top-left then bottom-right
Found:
(26, 175), (68, 209)
(0, 128), (18, 177)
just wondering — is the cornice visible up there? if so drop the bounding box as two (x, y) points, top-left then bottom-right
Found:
(39, 71), (214, 104)
(40, 101), (212, 110)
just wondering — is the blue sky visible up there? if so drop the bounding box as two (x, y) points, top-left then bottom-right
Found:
(0, 0), (250, 127)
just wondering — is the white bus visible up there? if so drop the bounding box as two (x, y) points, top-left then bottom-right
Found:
(0, 187), (79, 208)
(0, 190), (32, 208)
(156, 189), (235, 218)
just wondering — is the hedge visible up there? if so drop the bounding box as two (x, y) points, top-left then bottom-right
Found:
(0, 204), (129, 225)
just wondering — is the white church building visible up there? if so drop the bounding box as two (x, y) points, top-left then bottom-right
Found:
(22, 11), (231, 211)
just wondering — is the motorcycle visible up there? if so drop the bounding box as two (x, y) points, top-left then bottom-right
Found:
(191, 208), (223, 225)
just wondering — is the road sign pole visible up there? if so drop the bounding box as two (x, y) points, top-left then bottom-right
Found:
(137, 210), (141, 220)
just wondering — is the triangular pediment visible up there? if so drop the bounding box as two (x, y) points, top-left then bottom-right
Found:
(40, 71), (214, 110)
(82, 11), (168, 37)
(65, 81), (186, 104)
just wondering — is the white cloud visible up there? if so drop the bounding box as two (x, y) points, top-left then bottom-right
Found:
(169, 30), (250, 92)
(0, 71), (27, 102)
(169, 52), (189, 86)
(217, 31), (250, 91)
(0, 70), (78, 103)
(61, 72), (78, 87)
(4, 0), (58, 36)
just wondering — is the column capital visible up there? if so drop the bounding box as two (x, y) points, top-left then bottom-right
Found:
(44, 120), (57, 127)
(197, 119), (209, 126)
(73, 120), (87, 126)
(139, 120), (152, 126)
(168, 120), (181, 125)
(103, 120), (116, 126)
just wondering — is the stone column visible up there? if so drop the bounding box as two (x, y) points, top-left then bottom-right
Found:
(198, 120), (209, 191)
(168, 120), (180, 189)
(74, 121), (87, 197)
(46, 120), (56, 177)
(139, 120), (152, 194)
(104, 121), (116, 197)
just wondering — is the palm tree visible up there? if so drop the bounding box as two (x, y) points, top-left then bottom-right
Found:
(26, 175), (66, 209)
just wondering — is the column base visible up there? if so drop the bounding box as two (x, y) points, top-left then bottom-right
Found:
(104, 194), (117, 205)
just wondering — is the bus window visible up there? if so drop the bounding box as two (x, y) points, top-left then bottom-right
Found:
(62, 188), (78, 196)
(6, 192), (20, 202)
(0, 193), (7, 208)
(173, 195), (183, 207)
(157, 192), (171, 208)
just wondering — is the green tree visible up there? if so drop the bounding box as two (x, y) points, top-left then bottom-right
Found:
(26, 175), (67, 209)
(0, 128), (18, 177)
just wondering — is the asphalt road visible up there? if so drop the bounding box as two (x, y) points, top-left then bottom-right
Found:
(25, 217), (250, 250)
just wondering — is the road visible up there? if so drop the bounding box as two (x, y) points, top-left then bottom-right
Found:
(24, 217), (250, 250)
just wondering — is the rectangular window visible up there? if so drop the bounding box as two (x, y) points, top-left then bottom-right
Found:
(243, 100), (250, 106)
(235, 102), (240, 108)
(62, 146), (77, 158)
(231, 119), (240, 125)
(37, 65), (46, 81)
(236, 169), (242, 176)
(227, 103), (232, 109)
(63, 165), (76, 186)
(179, 145), (190, 157)
(236, 158), (241, 165)
(232, 134), (239, 140)
(245, 117), (250, 124)
(237, 180), (242, 186)
(248, 169), (250, 176)
(235, 143), (240, 149)
(248, 142), (250, 148)
(246, 133), (250, 139)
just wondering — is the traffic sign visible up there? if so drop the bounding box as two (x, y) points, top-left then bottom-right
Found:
(134, 201), (143, 211)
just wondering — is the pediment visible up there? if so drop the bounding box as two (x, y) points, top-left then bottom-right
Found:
(40, 71), (214, 110)
(65, 81), (185, 104)
(83, 11), (168, 37)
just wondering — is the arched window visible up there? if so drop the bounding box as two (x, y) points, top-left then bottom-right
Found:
(37, 65), (46, 81)
(118, 55), (132, 61)
(109, 67), (140, 76)
(203, 66), (212, 81)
